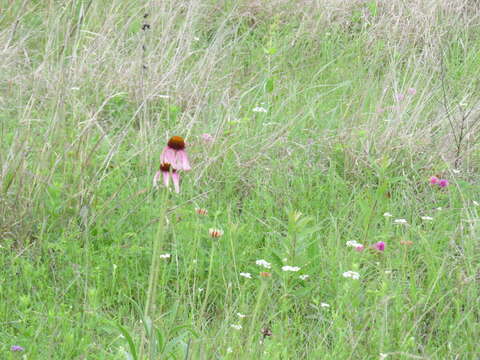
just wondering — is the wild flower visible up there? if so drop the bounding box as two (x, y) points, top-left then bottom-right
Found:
(395, 93), (405, 102)
(236, 313), (247, 318)
(159, 253), (171, 259)
(201, 133), (214, 142)
(430, 176), (440, 185)
(346, 240), (364, 251)
(227, 347), (233, 354)
(383, 212), (393, 217)
(11, 345), (24, 352)
(255, 259), (271, 269)
(407, 88), (417, 95)
(230, 324), (242, 330)
(239, 272), (252, 279)
(342, 271), (360, 280)
(281, 266), (301, 272)
(438, 179), (449, 188)
(320, 302), (330, 308)
(252, 106), (268, 113)
(209, 228), (224, 238)
(259, 271), (272, 278)
(299, 274), (309, 280)
(374, 241), (385, 251)
(154, 136), (191, 193)
(161, 136), (191, 171)
(421, 216), (433, 221)
(394, 218), (408, 224)
(195, 208), (208, 215)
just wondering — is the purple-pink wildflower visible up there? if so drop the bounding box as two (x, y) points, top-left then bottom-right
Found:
(438, 179), (449, 188)
(11, 345), (24, 352)
(395, 93), (405, 102)
(201, 133), (214, 142)
(374, 241), (385, 251)
(430, 176), (439, 185)
(407, 88), (417, 95)
(161, 136), (191, 171)
(154, 136), (191, 193)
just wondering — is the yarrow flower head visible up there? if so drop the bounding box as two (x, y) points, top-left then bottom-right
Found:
(154, 136), (191, 193)
(209, 228), (224, 238)
(11, 345), (24, 352)
(346, 240), (364, 251)
(421, 216), (433, 221)
(383, 212), (393, 217)
(281, 265), (301, 272)
(320, 302), (330, 308)
(252, 106), (268, 113)
(239, 272), (252, 279)
(342, 271), (360, 280)
(255, 259), (271, 269)
(230, 324), (242, 330)
(374, 241), (385, 251)
(299, 274), (309, 280)
(159, 253), (171, 259)
(394, 218), (408, 225)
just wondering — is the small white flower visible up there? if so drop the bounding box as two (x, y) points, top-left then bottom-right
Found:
(252, 106), (268, 113)
(230, 324), (242, 330)
(255, 259), (271, 269)
(320, 302), (330, 308)
(198, 288), (204, 292)
(282, 266), (301, 272)
(421, 216), (433, 221)
(159, 253), (171, 259)
(342, 271), (360, 280)
(299, 274), (309, 280)
(383, 212), (393, 217)
(394, 218), (408, 224)
(239, 272), (252, 279)
(227, 347), (233, 354)
(236, 312), (247, 318)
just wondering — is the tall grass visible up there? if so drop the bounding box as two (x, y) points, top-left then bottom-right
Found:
(1, 0), (479, 358)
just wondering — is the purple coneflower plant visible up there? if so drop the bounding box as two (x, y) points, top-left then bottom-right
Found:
(153, 136), (190, 193)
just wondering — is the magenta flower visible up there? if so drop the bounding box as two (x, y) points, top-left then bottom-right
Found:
(407, 88), (417, 95)
(374, 241), (385, 251)
(430, 176), (439, 185)
(439, 179), (449, 188)
(201, 133), (214, 142)
(11, 345), (24, 352)
(355, 245), (365, 252)
(161, 136), (191, 171)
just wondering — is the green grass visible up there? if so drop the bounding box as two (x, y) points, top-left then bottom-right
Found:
(1, 0), (479, 359)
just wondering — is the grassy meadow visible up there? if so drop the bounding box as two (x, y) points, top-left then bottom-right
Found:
(1, 0), (480, 359)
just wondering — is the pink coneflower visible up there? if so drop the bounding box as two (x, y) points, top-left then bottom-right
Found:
(161, 136), (191, 171)
(438, 179), (449, 188)
(153, 163), (181, 193)
(430, 176), (439, 185)
(374, 241), (385, 251)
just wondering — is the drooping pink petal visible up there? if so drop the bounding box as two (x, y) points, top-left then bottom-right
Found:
(153, 171), (161, 187)
(162, 169), (170, 188)
(176, 149), (191, 171)
(160, 146), (176, 166)
(171, 171), (180, 193)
